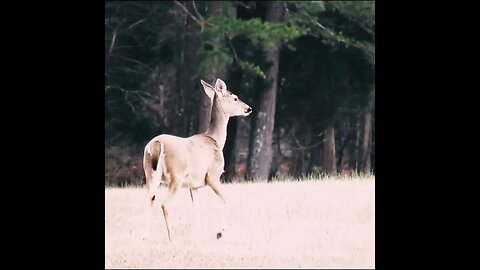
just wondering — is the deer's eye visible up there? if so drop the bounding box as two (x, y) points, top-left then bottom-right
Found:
(234, 98), (238, 101)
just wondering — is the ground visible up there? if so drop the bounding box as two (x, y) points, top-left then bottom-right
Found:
(105, 177), (374, 268)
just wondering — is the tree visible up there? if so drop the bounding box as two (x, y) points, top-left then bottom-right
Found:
(176, 1), (203, 137)
(324, 126), (336, 174)
(198, 1), (237, 133)
(200, 1), (303, 181)
(361, 87), (374, 174)
(246, 1), (284, 181)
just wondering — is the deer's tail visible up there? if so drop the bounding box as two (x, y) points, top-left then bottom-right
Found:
(144, 141), (165, 203)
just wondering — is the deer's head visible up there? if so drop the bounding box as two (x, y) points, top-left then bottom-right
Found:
(201, 78), (252, 117)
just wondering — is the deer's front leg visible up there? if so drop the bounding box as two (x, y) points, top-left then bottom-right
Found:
(206, 171), (227, 239)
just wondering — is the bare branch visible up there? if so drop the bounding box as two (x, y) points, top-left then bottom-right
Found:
(173, 1), (203, 27)
(192, 1), (205, 23)
(110, 54), (152, 71)
(233, 1), (251, 10)
(108, 27), (119, 56)
(315, 21), (336, 37)
(174, 1), (215, 30)
(291, 140), (323, 151)
(125, 18), (146, 31)
(192, 1), (216, 32)
(133, 91), (161, 101)
(106, 85), (167, 118)
(227, 35), (240, 63)
(106, 14), (149, 63)
(124, 92), (138, 115)
(105, 85), (161, 101)
(290, 131), (325, 150)
(298, 5), (338, 39)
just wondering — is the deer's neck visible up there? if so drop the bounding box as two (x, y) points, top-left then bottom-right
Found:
(204, 97), (229, 150)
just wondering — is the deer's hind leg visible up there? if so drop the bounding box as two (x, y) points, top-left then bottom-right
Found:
(160, 173), (184, 241)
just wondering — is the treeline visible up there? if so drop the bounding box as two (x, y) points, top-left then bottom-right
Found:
(105, 1), (375, 186)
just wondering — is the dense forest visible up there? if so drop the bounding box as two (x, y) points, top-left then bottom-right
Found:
(105, 1), (375, 186)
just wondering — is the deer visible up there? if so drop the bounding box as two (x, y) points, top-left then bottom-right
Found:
(143, 78), (252, 241)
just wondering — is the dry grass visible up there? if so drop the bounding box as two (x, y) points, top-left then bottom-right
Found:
(105, 177), (375, 268)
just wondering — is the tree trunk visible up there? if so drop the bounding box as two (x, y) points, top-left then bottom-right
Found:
(354, 118), (361, 173)
(307, 145), (321, 175)
(361, 111), (372, 174)
(223, 118), (238, 182)
(246, 1), (284, 181)
(323, 126), (336, 174)
(371, 109), (375, 174)
(198, 2), (237, 181)
(337, 116), (351, 173)
(228, 117), (251, 181)
(198, 1), (236, 133)
(177, 1), (203, 136)
(361, 89), (375, 174)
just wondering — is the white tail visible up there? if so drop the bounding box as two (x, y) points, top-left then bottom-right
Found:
(143, 78), (252, 241)
(146, 142), (165, 203)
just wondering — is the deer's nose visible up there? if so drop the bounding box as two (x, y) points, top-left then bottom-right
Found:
(246, 107), (252, 113)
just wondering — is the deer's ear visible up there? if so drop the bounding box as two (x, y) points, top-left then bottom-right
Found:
(215, 78), (227, 95)
(201, 79), (215, 101)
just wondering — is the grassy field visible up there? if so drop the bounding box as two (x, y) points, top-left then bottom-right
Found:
(105, 177), (375, 268)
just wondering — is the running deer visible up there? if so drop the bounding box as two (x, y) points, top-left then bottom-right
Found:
(143, 78), (252, 241)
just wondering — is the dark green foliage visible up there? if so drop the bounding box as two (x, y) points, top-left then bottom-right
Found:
(202, 13), (305, 82)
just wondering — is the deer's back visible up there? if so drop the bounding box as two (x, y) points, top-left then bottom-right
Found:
(147, 134), (223, 188)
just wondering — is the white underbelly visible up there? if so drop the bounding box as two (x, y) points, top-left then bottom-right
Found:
(181, 173), (206, 188)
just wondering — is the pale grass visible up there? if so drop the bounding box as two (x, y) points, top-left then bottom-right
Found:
(105, 177), (375, 268)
